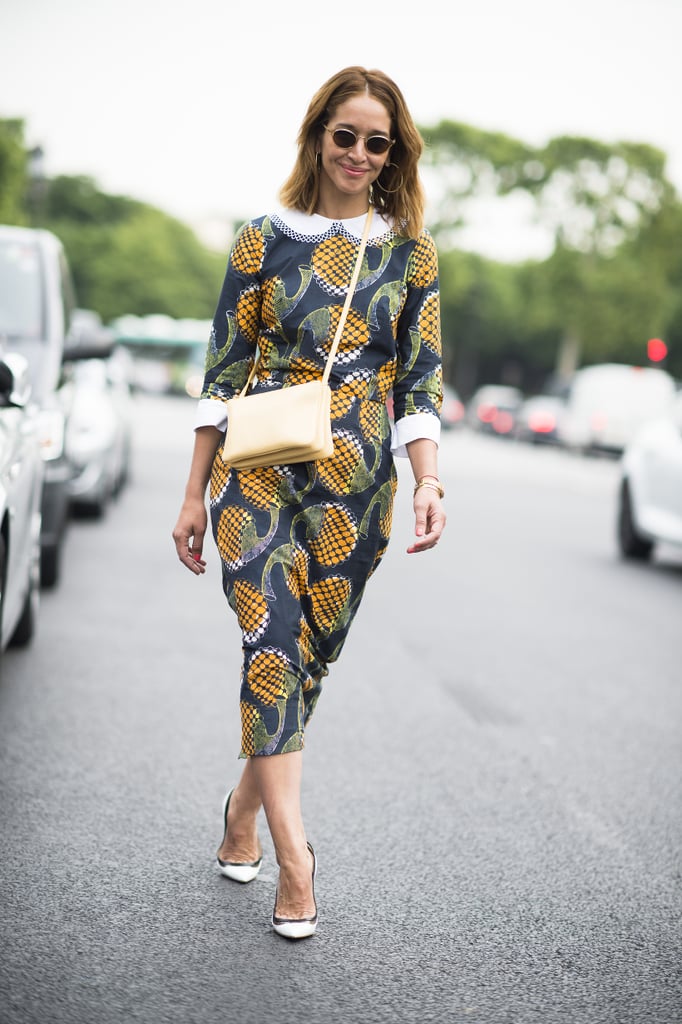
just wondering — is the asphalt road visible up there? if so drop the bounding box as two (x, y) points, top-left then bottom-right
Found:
(1, 394), (680, 1024)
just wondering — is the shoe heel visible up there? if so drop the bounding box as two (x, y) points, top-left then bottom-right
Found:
(272, 842), (318, 939)
(216, 789), (263, 884)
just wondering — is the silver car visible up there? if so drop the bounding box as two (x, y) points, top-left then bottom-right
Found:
(65, 347), (134, 517)
(0, 352), (44, 655)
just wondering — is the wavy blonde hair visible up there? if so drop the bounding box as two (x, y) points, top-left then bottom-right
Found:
(279, 66), (426, 239)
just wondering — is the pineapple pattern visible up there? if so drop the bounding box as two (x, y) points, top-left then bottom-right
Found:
(204, 211), (441, 757)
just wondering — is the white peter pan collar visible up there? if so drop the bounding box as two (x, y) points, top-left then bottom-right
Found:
(272, 207), (393, 241)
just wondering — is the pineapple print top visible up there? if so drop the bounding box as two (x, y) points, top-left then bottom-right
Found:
(195, 208), (442, 758)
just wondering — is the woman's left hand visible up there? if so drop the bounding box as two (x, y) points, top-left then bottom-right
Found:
(407, 490), (446, 554)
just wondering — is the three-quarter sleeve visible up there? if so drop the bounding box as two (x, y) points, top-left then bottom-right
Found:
(194, 221), (264, 430)
(390, 230), (443, 457)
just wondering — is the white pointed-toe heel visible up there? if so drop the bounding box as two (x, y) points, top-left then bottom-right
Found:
(272, 842), (318, 939)
(216, 789), (263, 883)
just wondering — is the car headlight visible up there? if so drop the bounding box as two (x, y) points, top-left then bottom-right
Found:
(36, 408), (66, 462)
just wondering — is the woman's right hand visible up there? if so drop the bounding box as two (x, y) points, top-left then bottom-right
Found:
(172, 426), (222, 575)
(172, 497), (208, 575)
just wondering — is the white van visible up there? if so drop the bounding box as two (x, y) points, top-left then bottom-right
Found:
(559, 363), (677, 454)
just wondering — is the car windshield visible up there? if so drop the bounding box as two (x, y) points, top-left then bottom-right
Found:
(0, 238), (44, 341)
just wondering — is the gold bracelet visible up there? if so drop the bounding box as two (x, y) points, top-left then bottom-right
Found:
(414, 475), (442, 488)
(413, 478), (445, 499)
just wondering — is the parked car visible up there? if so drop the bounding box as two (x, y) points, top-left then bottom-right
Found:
(514, 394), (566, 445)
(467, 385), (524, 436)
(0, 225), (74, 586)
(616, 390), (682, 560)
(0, 351), (44, 655)
(440, 384), (465, 429)
(65, 345), (134, 517)
(559, 363), (676, 456)
(0, 227), (111, 585)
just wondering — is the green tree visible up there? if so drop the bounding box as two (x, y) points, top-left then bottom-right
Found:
(439, 249), (541, 395)
(41, 175), (225, 321)
(422, 121), (672, 255)
(0, 118), (28, 225)
(421, 120), (680, 381)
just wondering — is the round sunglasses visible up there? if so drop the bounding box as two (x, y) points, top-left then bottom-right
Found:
(325, 126), (394, 156)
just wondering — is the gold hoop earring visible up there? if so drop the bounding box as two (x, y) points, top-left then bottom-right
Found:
(377, 162), (404, 194)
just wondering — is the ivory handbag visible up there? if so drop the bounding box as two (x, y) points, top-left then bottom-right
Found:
(221, 208), (373, 470)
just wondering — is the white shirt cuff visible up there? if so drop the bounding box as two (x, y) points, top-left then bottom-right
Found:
(390, 412), (441, 458)
(194, 397), (227, 433)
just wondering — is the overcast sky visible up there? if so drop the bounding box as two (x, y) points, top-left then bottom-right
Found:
(1, 0), (680, 260)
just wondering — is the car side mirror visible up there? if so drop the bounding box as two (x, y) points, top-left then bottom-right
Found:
(0, 352), (32, 408)
(63, 308), (117, 362)
(63, 333), (117, 361)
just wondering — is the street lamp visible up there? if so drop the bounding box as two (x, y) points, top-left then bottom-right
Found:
(27, 144), (47, 225)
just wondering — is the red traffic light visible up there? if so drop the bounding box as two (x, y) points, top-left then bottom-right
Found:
(647, 338), (668, 362)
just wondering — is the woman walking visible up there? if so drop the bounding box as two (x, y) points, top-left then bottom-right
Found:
(172, 66), (446, 939)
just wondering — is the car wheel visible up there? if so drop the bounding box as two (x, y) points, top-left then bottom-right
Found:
(0, 534), (5, 659)
(40, 541), (61, 588)
(71, 495), (107, 520)
(8, 557), (39, 648)
(618, 479), (654, 560)
(115, 441), (132, 495)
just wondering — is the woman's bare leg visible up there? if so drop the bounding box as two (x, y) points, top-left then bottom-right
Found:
(217, 756), (262, 863)
(250, 751), (316, 919)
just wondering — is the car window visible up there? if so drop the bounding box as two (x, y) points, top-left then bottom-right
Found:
(0, 239), (44, 341)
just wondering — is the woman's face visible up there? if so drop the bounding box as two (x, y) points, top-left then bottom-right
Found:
(317, 93), (393, 211)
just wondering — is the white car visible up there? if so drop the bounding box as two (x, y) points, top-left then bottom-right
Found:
(617, 391), (682, 559)
(560, 363), (676, 455)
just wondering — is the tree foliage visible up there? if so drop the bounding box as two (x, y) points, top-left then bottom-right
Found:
(40, 176), (225, 321)
(422, 121), (672, 255)
(420, 120), (681, 386)
(0, 119), (29, 225)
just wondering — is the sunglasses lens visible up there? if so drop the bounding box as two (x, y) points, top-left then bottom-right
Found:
(332, 129), (357, 148)
(366, 136), (391, 154)
(330, 128), (392, 154)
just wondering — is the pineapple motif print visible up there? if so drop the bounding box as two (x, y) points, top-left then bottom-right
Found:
(418, 291), (441, 355)
(308, 503), (358, 566)
(232, 222), (266, 274)
(317, 429), (371, 495)
(309, 576), (352, 634)
(312, 234), (361, 296)
(205, 211), (441, 758)
(215, 505), (278, 571)
(232, 579), (270, 644)
(319, 306), (369, 365)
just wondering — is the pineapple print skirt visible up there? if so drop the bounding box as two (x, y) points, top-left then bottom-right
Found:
(209, 394), (397, 757)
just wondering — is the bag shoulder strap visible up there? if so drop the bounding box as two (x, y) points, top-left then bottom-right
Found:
(321, 206), (373, 386)
(237, 207), (374, 398)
